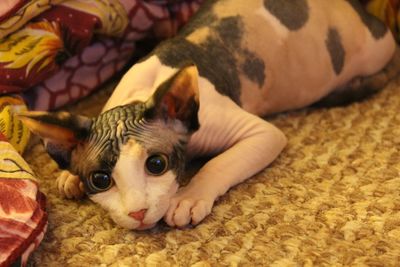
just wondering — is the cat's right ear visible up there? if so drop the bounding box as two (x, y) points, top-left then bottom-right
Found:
(144, 65), (200, 133)
(18, 111), (92, 169)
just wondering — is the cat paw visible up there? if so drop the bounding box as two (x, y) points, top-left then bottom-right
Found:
(56, 170), (85, 199)
(164, 189), (215, 227)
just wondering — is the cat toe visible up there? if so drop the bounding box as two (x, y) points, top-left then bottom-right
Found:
(190, 200), (211, 225)
(173, 199), (194, 227)
(56, 171), (68, 198)
(56, 171), (84, 199)
(165, 197), (213, 228)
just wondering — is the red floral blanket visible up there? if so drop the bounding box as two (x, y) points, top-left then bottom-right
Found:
(0, 1), (202, 266)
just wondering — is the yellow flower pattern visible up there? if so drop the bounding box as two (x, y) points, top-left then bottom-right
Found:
(61, 0), (128, 37)
(0, 96), (30, 155)
(0, 21), (64, 76)
(0, 0), (66, 39)
(0, 141), (36, 181)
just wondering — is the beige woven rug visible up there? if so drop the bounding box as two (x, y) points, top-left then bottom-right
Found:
(26, 77), (400, 266)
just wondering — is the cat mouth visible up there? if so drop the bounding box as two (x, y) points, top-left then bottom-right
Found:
(128, 209), (156, 229)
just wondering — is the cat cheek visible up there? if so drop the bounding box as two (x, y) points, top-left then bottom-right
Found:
(90, 194), (142, 229)
(109, 214), (141, 230)
(142, 180), (179, 223)
(158, 180), (179, 210)
(163, 180), (179, 198)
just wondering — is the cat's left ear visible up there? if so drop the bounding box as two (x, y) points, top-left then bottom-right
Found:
(18, 111), (92, 168)
(145, 65), (200, 133)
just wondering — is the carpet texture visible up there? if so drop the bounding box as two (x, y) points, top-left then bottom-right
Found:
(25, 77), (400, 266)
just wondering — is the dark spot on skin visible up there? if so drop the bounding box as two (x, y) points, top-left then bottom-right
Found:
(153, 2), (245, 103)
(346, 0), (388, 39)
(213, 16), (266, 87)
(214, 16), (244, 49)
(138, 2), (238, 103)
(241, 50), (266, 87)
(155, 37), (242, 105)
(263, 0), (309, 31)
(155, 7), (267, 102)
(325, 28), (345, 75)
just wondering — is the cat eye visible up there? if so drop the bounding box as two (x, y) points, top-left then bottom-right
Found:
(88, 171), (114, 192)
(145, 154), (169, 176)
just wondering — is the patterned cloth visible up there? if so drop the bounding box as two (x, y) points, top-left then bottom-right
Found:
(0, 96), (47, 267)
(0, 96), (30, 154)
(0, 0), (202, 110)
(0, 1), (203, 266)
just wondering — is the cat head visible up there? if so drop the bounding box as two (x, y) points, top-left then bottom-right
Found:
(19, 65), (200, 230)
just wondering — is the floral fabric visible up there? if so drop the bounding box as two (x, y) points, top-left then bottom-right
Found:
(0, 96), (30, 154)
(0, 0), (202, 110)
(0, 96), (47, 267)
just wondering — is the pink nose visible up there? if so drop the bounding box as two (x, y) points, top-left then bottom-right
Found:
(128, 209), (147, 221)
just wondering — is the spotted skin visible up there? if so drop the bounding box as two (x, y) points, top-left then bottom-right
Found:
(156, 18), (247, 104)
(21, 0), (398, 230)
(263, 0), (309, 31)
(114, 0), (396, 228)
(326, 28), (345, 75)
(155, 0), (395, 115)
(241, 49), (266, 87)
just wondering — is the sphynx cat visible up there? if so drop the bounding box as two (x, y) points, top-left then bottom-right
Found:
(20, 0), (398, 230)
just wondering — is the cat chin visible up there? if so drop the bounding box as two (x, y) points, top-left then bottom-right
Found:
(136, 222), (157, 230)
(88, 174), (179, 230)
(110, 213), (160, 230)
(107, 206), (167, 230)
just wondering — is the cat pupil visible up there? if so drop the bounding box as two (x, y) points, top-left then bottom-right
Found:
(92, 172), (112, 190)
(146, 154), (168, 175)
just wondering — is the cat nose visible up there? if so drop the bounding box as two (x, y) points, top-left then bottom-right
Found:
(128, 209), (147, 221)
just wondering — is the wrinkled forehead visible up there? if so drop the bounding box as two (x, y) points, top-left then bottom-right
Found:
(91, 104), (182, 151)
(71, 104), (186, 176)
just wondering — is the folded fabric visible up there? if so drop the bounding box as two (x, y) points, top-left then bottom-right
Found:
(0, 95), (47, 267)
(0, 96), (30, 154)
(0, 0), (202, 110)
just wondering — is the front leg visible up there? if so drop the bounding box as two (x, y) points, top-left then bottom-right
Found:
(165, 105), (287, 227)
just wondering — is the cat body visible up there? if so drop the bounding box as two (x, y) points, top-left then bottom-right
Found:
(20, 0), (397, 229)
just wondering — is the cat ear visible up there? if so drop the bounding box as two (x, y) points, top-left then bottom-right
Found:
(18, 111), (92, 169)
(145, 65), (200, 132)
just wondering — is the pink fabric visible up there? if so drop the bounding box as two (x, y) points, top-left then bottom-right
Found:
(0, 179), (47, 267)
(0, 133), (47, 267)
